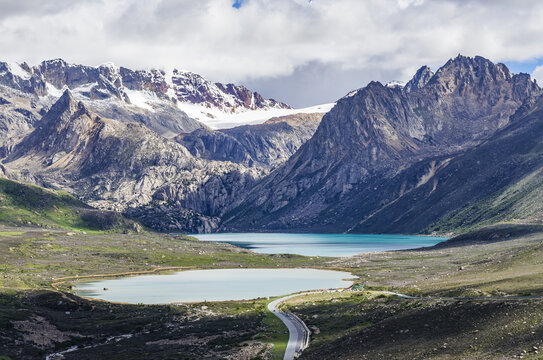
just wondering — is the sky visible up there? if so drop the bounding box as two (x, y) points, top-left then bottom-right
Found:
(1, 0), (543, 107)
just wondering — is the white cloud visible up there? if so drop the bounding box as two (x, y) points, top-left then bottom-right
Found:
(533, 65), (543, 86)
(397, 0), (425, 9)
(1, 0), (543, 105)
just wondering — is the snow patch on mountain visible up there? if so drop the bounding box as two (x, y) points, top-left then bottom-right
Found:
(7, 62), (31, 80)
(123, 88), (156, 112)
(177, 101), (335, 129)
(385, 80), (406, 88)
(1, 58), (333, 133)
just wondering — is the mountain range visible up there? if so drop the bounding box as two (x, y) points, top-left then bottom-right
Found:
(0, 59), (293, 136)
(0, 59), (327, 232)
(1, 55), (542, 234)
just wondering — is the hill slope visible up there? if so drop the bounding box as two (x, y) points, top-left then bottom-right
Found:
(0, 177), (138, 231)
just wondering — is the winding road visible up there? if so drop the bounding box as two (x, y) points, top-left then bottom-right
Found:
(268, 293), (313, 360)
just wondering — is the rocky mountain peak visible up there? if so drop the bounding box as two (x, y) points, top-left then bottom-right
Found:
(171, 69), (290, 111)
(427, 55), (514, 94)
(9, 89), (97, 163)
(0, 57), (295, 136)
(0, 61), (47, 96)
(43, 89), (87, 123)
(31, 59), (291, 115)
(404, 65), (434, 92)
(1, 58), (291, 131)
(54, 88), (77, 107)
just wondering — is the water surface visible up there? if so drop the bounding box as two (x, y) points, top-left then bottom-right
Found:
(75, 268), (354, 304)
(193, 233), (445, 257)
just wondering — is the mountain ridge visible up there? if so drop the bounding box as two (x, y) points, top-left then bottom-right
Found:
(176, 112), (324, 169)
(0, 58), (295, 138)
(3, 55), (543, 234)
(222, 55), (542, 233)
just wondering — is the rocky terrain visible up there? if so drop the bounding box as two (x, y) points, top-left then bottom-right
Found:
(0, 58), (335, 233)
(223, 55), (542, 233)
(0, 86), (44, 157)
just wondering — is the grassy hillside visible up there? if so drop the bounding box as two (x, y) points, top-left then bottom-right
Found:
(425, 168), (543, 234)
(0, 178), (138, 232)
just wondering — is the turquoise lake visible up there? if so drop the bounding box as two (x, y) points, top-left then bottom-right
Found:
(75, 268), (355, 304)
(192, 233), (446, 257)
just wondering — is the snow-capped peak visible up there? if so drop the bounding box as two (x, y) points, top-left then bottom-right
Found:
(178, 102), (335, 129)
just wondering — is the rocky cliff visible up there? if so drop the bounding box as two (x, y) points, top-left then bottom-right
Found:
(346, 94), (543, 234)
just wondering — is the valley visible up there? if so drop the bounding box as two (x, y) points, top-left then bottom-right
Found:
(3, 223), (543, 359)
(3, 0), (543, 358)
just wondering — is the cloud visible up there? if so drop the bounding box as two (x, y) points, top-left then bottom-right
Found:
(1, 0), (543, 106)
(533, 65), (543, 86)
(397, 0), (425, 9)
(243, 61), (402, 107)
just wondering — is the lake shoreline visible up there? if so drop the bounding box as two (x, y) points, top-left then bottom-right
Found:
(192, 232), (446, 257)
(74, 268), (356, 304)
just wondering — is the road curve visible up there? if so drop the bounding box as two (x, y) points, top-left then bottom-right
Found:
(268, 293), (312, 360)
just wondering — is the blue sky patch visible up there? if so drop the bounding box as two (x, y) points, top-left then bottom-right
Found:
(233, 0), (311, 10)
(503, 58), (543, 75)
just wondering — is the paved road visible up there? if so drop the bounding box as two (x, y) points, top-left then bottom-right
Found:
(268, 293), (312, 360)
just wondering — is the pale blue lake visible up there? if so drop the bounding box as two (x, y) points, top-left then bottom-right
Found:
(192, 233), (445, 257)
(75, 268), (355, 304)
